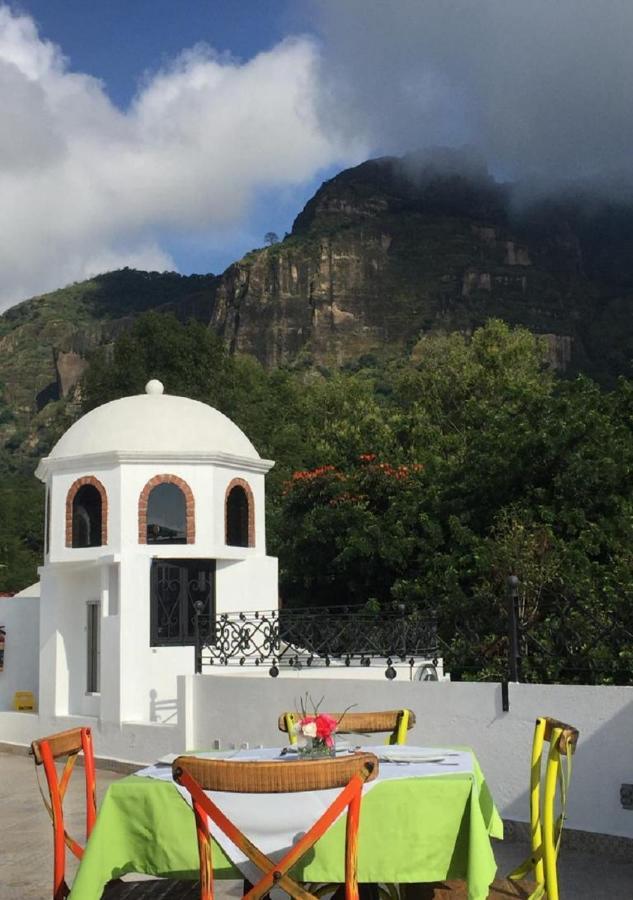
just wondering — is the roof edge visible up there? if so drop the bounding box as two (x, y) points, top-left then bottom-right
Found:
(36, 450), (275, 481)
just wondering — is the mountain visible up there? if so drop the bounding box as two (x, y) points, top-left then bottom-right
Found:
(0, 270), (216, 470)
(3, 153), (633, 466)
(210, 157), (633, 377)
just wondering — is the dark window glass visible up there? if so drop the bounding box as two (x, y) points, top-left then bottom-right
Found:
(147, 483), (187, 544)
(86, 602), (100, 692)
(72, 485), (102, 548)
(150, 559), (216, 646)
(226, 486), (250, 547)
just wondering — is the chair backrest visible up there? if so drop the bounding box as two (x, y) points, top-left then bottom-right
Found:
(31, 726), (97, 900)
(519, 716), (579, 900)
(174, 752), (379, 900)
(278, 709), (415, 746)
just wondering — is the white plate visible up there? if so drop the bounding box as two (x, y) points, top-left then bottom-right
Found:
(368, 745), (450, 763)
(156, 750), (238, 765)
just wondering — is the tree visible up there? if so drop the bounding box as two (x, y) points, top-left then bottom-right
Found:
(76, 315), (633, 681)
(278, 455), (427, 609)
(264, 232), (279, 246)
(82, 312), (232, 411)
(0, 476), (44, 591)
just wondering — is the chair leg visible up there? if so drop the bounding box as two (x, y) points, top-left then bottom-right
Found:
(244, 877), (270, 900)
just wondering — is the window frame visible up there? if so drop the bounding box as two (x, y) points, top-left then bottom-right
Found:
(224, 478), (255, 548)
(65, 476), (108, 548)
(138, 474), (195, 544)
(86, 601), (101, 694)
(149, 558), (216, 647)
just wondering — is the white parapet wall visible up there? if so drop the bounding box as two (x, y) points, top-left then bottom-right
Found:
(182, 672), (633, 840)
(0, 591), (39, 711)
(0, 711), (186, 766)
(2, 662), (632, 842)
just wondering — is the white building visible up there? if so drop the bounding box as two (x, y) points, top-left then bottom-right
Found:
(0, 380), (438, 763)
(35, 379), (277, 727)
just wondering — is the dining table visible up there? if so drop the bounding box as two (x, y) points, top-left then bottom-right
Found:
(68, 745), (503, 900)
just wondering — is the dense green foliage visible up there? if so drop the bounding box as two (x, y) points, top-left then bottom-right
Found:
(78, 313), (633, 683)
(0, 476), (43, 592)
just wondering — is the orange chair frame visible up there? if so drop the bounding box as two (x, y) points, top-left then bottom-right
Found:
(173, 753), (379, 900)
(31, 726), (97, 900)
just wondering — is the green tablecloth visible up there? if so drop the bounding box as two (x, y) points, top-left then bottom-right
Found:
(69, 752), (503, 900)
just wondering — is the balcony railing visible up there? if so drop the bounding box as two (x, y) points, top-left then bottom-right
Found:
(194, 605), (439, 679)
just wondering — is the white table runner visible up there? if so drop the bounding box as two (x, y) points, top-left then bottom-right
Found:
(136, 746), (473, 884)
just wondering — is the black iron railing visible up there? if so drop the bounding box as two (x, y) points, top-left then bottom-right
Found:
(436, 576), (633, 707)
(194, 578), (633, 696)
(194, 605), (439, 679)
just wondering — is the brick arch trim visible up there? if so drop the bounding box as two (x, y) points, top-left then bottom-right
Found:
(225, 477), (255, 548)
(65, 476), (108, 547)
(138, 474), (195, 544)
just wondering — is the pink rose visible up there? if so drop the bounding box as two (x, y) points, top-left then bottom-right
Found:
(315, 714), (338, 741)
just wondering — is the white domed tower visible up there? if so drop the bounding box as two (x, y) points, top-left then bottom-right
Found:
(36, 381), (276, 726)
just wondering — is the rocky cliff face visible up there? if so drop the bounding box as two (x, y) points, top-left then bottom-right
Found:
(209, 157), (591, 371)
(2, 154), (633, 466)
(0, 270), (217, 466)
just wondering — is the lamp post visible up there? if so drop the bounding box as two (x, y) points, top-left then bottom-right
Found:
(193, 598), (205, 675)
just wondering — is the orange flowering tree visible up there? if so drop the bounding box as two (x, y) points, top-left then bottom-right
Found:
(278, 454), (432, 609)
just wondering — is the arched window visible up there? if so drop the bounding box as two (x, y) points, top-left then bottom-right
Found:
(72, 485), (103, 548)
(225, 480), (254, 547)
(138, 474), (195, 544)
(146, 483), (187, 544)
(66, 476), (107, 548)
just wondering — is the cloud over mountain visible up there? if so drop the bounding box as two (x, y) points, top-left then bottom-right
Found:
(314, 0), (633, 189)
(0, 6), (358, 310)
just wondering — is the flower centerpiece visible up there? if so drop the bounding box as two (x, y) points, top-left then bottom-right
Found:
(293, 695), (348, 758)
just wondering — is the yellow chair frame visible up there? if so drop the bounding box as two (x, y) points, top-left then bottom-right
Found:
(508, 716), (579, 900)
(417, 716), (579, 900)
(279, 709), (415, 746)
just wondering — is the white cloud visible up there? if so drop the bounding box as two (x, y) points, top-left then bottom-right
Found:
(0, 7), (362, 310)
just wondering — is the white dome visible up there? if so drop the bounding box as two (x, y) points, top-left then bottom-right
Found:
(46, 387), (260, 462)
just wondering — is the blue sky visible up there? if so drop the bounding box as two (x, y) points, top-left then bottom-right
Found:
(1, 2), (626, 310)
(11, 0), (341, 278)
(19, 1), (296, 108)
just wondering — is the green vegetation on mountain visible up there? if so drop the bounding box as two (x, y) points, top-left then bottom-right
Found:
(3, 152), (633, 668)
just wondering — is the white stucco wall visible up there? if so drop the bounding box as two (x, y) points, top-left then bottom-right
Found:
(38, 454), (278, 728)
(185, 674), (633, 840)
(46, 460), (269, 562)
(0, 711), (184, 765)
(2, 667), (632, 842)
(0, 593), (39, 711)
(216, 556), (278, 614)
(46, 464), (120, 562)
(38, 567), (101, 719)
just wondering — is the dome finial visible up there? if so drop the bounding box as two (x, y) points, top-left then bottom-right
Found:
(145, 379), (164, 396)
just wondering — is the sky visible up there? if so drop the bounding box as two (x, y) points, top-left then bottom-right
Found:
(1, 1), (633, 311)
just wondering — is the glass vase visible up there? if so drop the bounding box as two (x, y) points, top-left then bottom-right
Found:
(297, 737), (336, 759)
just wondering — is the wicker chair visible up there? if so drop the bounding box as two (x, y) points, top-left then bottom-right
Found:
(173, 752), (379, 900)
(404, 716), (579, 900)
(278, 709), (416, 746)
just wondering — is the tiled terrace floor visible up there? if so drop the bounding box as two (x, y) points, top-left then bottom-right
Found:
(0, 750), (630, 899)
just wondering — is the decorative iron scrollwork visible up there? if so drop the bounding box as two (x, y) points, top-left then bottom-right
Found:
(197, 605), (438, 679)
